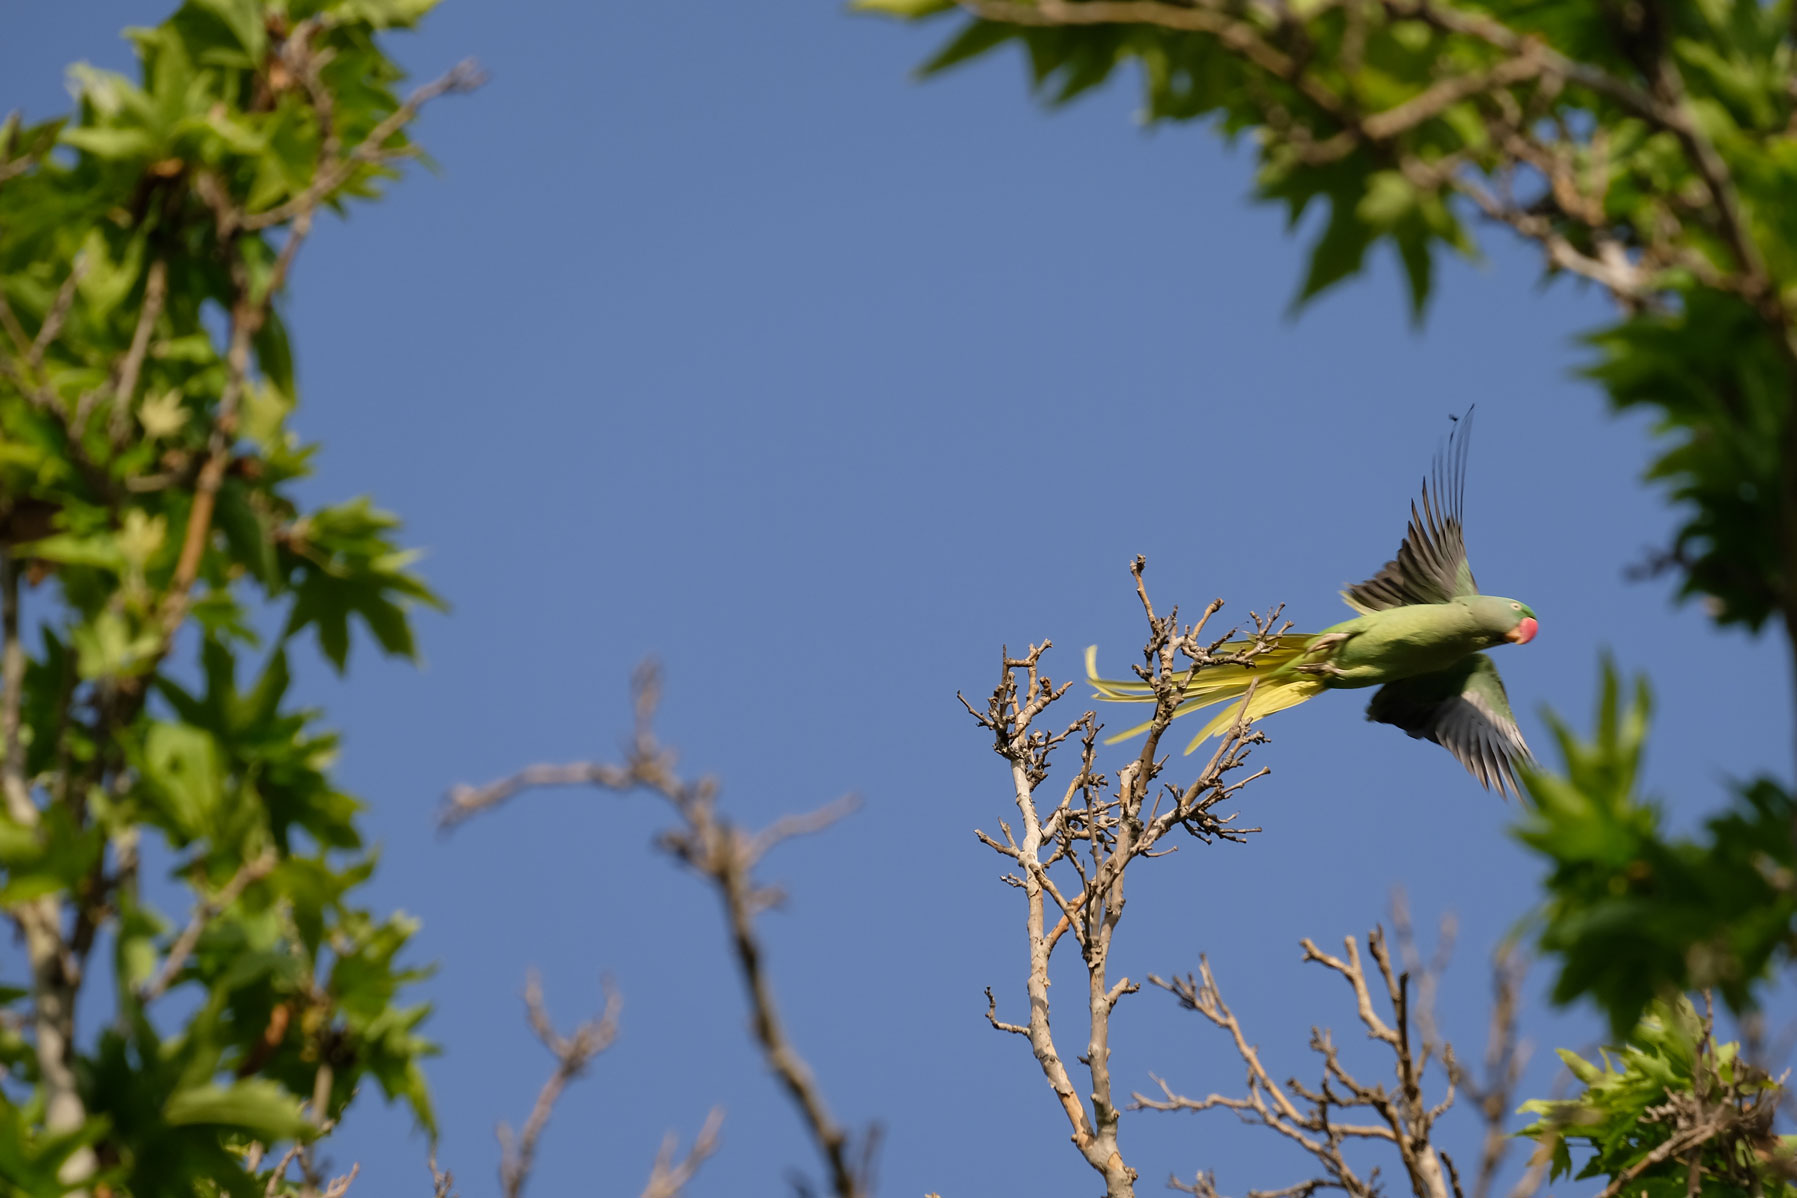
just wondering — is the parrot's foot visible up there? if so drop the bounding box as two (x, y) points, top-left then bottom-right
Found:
(1294, 632), (1350, 678)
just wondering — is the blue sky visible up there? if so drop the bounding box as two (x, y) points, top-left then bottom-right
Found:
(7, 3), (1791, 1196)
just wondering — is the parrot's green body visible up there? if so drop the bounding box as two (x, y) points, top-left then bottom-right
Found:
(1306, 596), (1536, 685)
(1087, 410), (1538, 797)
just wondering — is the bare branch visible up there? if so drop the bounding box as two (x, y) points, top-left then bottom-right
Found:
(498, 974), (622, 1198)
(441, 760), (637, 828)
(109, 258), (166, 445)
(27, 255), (86, 371)
(985, 986), (1029, 1037)
(321, 1162), (359, 1198)
(242, 61), (486, 231)
(138, 852), (277, 1003)
(638, 1108), (725, 1198)
(1143, 927), (1483, 1198)
(427, 1152), (457, 1198)
(1, 552), (93, 1187)
(968, 560), (1282, 1196)
(448, 664), (874, 1198)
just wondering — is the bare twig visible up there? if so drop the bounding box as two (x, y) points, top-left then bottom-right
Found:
(27, 256), (87, 371)
(262, 1144), (304, 1198)
(241, 61), (486, 231)
(1391, 893), (1528, 1198)
(497, 974), (622, 1198)
(138, 851), (278, 1003)
(638, 1108), (725, 1198)
(321, 1162), (359, 1198)
(1138, 926), (1503, 1198)
(427, 1152), (457, 1198)
(110, 258), (167, 445)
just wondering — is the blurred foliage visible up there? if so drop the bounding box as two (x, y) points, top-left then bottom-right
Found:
(1521, 997), (1795, 1198)
(1517, 663), (1797, 1036)
(0, 1), (453, 1193)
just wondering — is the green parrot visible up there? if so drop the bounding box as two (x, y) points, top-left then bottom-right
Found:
(1086, 409), (1538, 797)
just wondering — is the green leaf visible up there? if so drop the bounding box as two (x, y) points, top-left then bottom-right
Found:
(1294, 191), (1376, 311)
(855, 0), (955, 13)
(71, 611), (161, 680)
(338, 0), (442, 27)
(164, 1080), (314, 1142)
(1518, 660), (1797, 1033)
(76, 227), (147, 319)
(59, 125), (158, 162)
(1355, 171), (1416, 228)
(25, 532), (124, 572)
(281, 496), (443, 671)
(140, 721), (225, 843)
(188, 0), (267, 58)
(1556, 1046), (1603, 1085)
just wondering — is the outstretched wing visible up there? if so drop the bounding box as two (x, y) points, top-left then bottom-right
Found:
(1341, 408), (1479, 613)
(1365, 653), (1532, 799)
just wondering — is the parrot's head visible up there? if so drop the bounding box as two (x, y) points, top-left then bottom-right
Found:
(1471, 595), (1538, 646)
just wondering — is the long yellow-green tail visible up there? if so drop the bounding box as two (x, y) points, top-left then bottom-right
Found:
(1084, 637), (1325, 754)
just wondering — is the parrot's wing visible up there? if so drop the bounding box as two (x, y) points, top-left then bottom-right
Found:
(1365, 653), (1532, 799)
(1341, 408), (1480, 612)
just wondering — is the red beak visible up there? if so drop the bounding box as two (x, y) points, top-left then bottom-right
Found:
(1507, 616), (1538, 645)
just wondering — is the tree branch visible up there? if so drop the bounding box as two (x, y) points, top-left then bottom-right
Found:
(447, 663), (873, 1198)
(138, 851), (278, 1003)
(498, 974), (622, 1198)
(965, 561), (1283, 1197)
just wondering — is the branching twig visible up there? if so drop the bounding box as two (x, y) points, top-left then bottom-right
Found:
(638, 1108), (725, 1198)
(497, 975), (622, 1198)
(241, 60), (485, 231)
(138, 851), (278, 1003)
(1137, 925), (1513, 1198)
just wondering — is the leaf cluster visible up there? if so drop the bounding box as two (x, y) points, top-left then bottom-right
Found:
(0, 1), (455, 1192)
(1516, 663), (1797, 1038)
(1520, 997), (1794, 1198)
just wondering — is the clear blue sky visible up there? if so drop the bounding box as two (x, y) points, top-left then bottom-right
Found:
(7, 4), (1790, 1196)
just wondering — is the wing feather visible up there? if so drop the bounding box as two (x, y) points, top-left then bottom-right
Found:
(1365, 654), (1533, 799)
(1342, 408), (1480, 613)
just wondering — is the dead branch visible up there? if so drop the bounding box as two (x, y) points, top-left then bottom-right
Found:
(445, 663), (873, 1198)
(1391, 893), (1529, 1198)
(966, 559), (1283, 1197)
(1136, 926), (1517, 1198)
(497, 974), (622, 1198)
(638, 1108), (725, 1198)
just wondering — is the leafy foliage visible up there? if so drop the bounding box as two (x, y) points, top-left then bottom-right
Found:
(1520, 997), (1795, 1198)
(1517, 662), (1797, 1036)
(0, 1), (461, 1192)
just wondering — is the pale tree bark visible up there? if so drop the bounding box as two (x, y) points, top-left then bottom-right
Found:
(968, 558), (1287, 1196)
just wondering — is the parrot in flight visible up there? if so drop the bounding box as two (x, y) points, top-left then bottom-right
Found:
(1085, 409), (1538, 797)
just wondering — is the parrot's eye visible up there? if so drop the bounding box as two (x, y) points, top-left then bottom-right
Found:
(1510, 602), (1520, 610)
